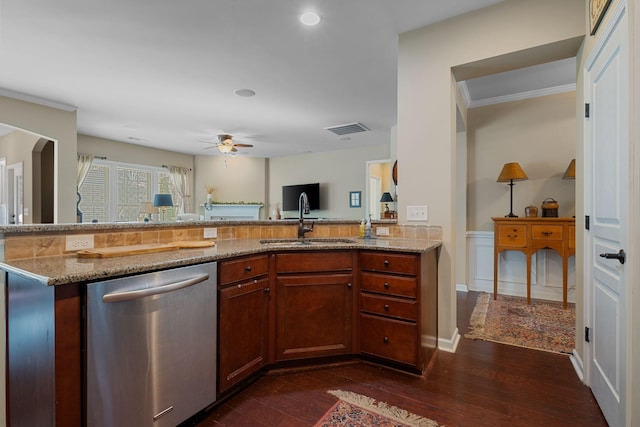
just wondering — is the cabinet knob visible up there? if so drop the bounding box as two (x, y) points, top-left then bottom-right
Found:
(245, 265), (252, 272)
(346, 283), (352, 288)
(383, 336), (389, 344)
(383, 260), (390, 267)
(383, 282), (390, 289)
(264, 287), (270, 293)
(384, 304), (390, 311)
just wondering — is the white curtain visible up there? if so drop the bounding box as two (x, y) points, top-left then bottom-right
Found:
(166, 165), (191, 214)
(77, 153), (93, 189)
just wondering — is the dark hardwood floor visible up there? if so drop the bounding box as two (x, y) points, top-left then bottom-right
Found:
(194, 291), (607, 426)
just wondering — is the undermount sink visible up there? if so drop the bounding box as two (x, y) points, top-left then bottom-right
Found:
(259, 238), (356, 246)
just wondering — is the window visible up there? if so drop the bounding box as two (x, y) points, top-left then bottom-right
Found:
(78, 160), (177, 223)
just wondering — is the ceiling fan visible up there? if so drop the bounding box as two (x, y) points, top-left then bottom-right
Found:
(205, 134), (254, 154)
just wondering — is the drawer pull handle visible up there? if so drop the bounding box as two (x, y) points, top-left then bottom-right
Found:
(383, 260), (390, 267)
(245, 266), (252, 272)
(264, 287), (270, 293)
(383, 336), (389, 344)
(541, 231), (553, 236)
(384, 304), (390, 311)
(507, 234), (518, 239)
(347, 283), (352, 288)
(383, 282), (390, 289)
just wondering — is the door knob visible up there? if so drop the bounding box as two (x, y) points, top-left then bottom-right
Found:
(599, 249), (626, 265)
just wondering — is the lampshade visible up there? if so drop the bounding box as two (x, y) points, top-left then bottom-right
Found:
(563, 159), (576, 179)
(153, 194), (173, 208)
(497, 162), (528, 182)
(380, 192), (394, 203)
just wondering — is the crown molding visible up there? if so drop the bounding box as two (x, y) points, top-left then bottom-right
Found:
(0, 88), (77, 112)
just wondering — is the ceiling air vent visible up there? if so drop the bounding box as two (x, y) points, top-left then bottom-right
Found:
(324, 122), (370, 136)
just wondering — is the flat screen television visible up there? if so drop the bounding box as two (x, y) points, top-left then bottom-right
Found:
(282, 183), (320, 211)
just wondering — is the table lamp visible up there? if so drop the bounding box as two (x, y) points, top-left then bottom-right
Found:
(497, 162), (528, 218)
(380, 192), (394, 214)
(153, 194), (173, 222)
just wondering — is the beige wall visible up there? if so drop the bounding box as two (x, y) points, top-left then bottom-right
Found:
(78, 134), (196, 211)
(0, 95), (77, 223)
(398, 0), (585, 345)
(467, 92), (577, 231)
(194, 156), (268, 217)
(269, 144), (390, 220)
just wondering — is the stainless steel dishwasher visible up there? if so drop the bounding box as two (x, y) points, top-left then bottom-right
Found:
(87, 262), (217, 427)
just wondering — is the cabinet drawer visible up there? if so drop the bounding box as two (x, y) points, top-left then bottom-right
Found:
(497, 224), (527, 247)
(531, 225), (563, 241)
(361, 272), (416, 298)
(276, 251), (352, 273)
(360, 314), (417, 366)
(219, 255), (269, 286)
(361, 293), (417, 321)
(360, 252), (417, 275)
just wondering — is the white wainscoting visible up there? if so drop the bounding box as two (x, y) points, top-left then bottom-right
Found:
(466, 231), (575, 303)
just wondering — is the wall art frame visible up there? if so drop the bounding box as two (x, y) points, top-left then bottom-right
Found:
(589, 0), (612, 35)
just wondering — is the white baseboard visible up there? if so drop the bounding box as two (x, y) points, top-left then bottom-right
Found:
(570, 349), (585, 382)
(456, 283), (468, 292)
(438, 327), (460, 353)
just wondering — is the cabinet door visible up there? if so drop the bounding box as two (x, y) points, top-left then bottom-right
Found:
(218, 278), (270, 393)
(276, 273), (353, 360)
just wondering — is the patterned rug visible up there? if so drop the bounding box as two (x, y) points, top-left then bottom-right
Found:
(465, 292), (575, 354)
(315, 390), (440, 427)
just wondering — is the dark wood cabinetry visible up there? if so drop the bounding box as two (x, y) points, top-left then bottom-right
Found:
(218, 255), (270, 394)
(275, 251), (355, 361)
(359, 250), (438, 372)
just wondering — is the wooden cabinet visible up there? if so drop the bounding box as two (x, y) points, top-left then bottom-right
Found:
(359, 250), (438, 372)
(275, 251), (355, 361)
(218, 255), (270, 394)
(492, 217), (575, 308)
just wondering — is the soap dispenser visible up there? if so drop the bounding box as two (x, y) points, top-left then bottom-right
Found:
(359, 219), (366, 238)
(364, 216), (372, 239)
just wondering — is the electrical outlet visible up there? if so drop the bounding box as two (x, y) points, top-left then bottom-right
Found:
(203, 228), (218, 239)
(65, 234), (94, 251)
(407, 205), (429, 221)
(376, 226), (390, 236)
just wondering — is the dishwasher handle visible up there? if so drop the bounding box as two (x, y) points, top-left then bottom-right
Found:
(102, 274), (210, 303)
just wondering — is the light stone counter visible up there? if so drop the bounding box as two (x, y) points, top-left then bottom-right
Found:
(1, 237), (441, 286)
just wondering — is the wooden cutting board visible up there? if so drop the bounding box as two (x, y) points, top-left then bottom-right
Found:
(76, 241), (215, 258)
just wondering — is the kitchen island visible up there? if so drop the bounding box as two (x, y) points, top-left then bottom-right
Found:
(1, 220), (441, 427)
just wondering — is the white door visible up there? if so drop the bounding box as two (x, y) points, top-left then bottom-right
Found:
(584, 4), (628, 426)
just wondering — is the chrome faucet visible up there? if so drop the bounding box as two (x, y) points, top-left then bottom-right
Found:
(298, 192), (313, 238)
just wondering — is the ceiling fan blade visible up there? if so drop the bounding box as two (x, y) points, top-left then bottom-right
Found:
(233, 143), (253, 148)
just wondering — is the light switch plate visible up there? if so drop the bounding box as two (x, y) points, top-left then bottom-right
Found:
(203, 228), (218, 238)
(376, 226), (390, 236)
(407, 205), (428, 221)
(65, 234), (94, 251)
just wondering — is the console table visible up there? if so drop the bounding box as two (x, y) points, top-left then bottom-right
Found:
(492, 217), (575, 308)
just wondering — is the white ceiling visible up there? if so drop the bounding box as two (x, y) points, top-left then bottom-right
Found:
(0, 0), (575, 158)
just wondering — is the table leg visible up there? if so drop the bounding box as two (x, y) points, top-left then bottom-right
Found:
(562, 255), (568, 309)
(526, 252), (532, 304)
(494, 249), (498, 300)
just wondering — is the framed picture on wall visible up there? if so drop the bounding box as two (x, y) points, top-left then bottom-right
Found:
(349, 191), (361, 208)
(589, 0), (612, 35)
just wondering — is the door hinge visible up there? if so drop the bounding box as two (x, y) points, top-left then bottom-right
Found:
(585, 326), (590, 342)
(585, 215), (590, 230)
(585, 103), (590, 118)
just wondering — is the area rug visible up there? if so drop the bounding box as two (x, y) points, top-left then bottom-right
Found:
(465, 292), (575, 354)
(314, 390), (440, 427)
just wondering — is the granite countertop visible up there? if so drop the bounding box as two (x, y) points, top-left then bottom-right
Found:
(1, 237), (441, 286)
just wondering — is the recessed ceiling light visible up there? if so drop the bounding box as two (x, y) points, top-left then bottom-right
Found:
(300, 11), (320, 26)
(234, 88), (256, 97)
